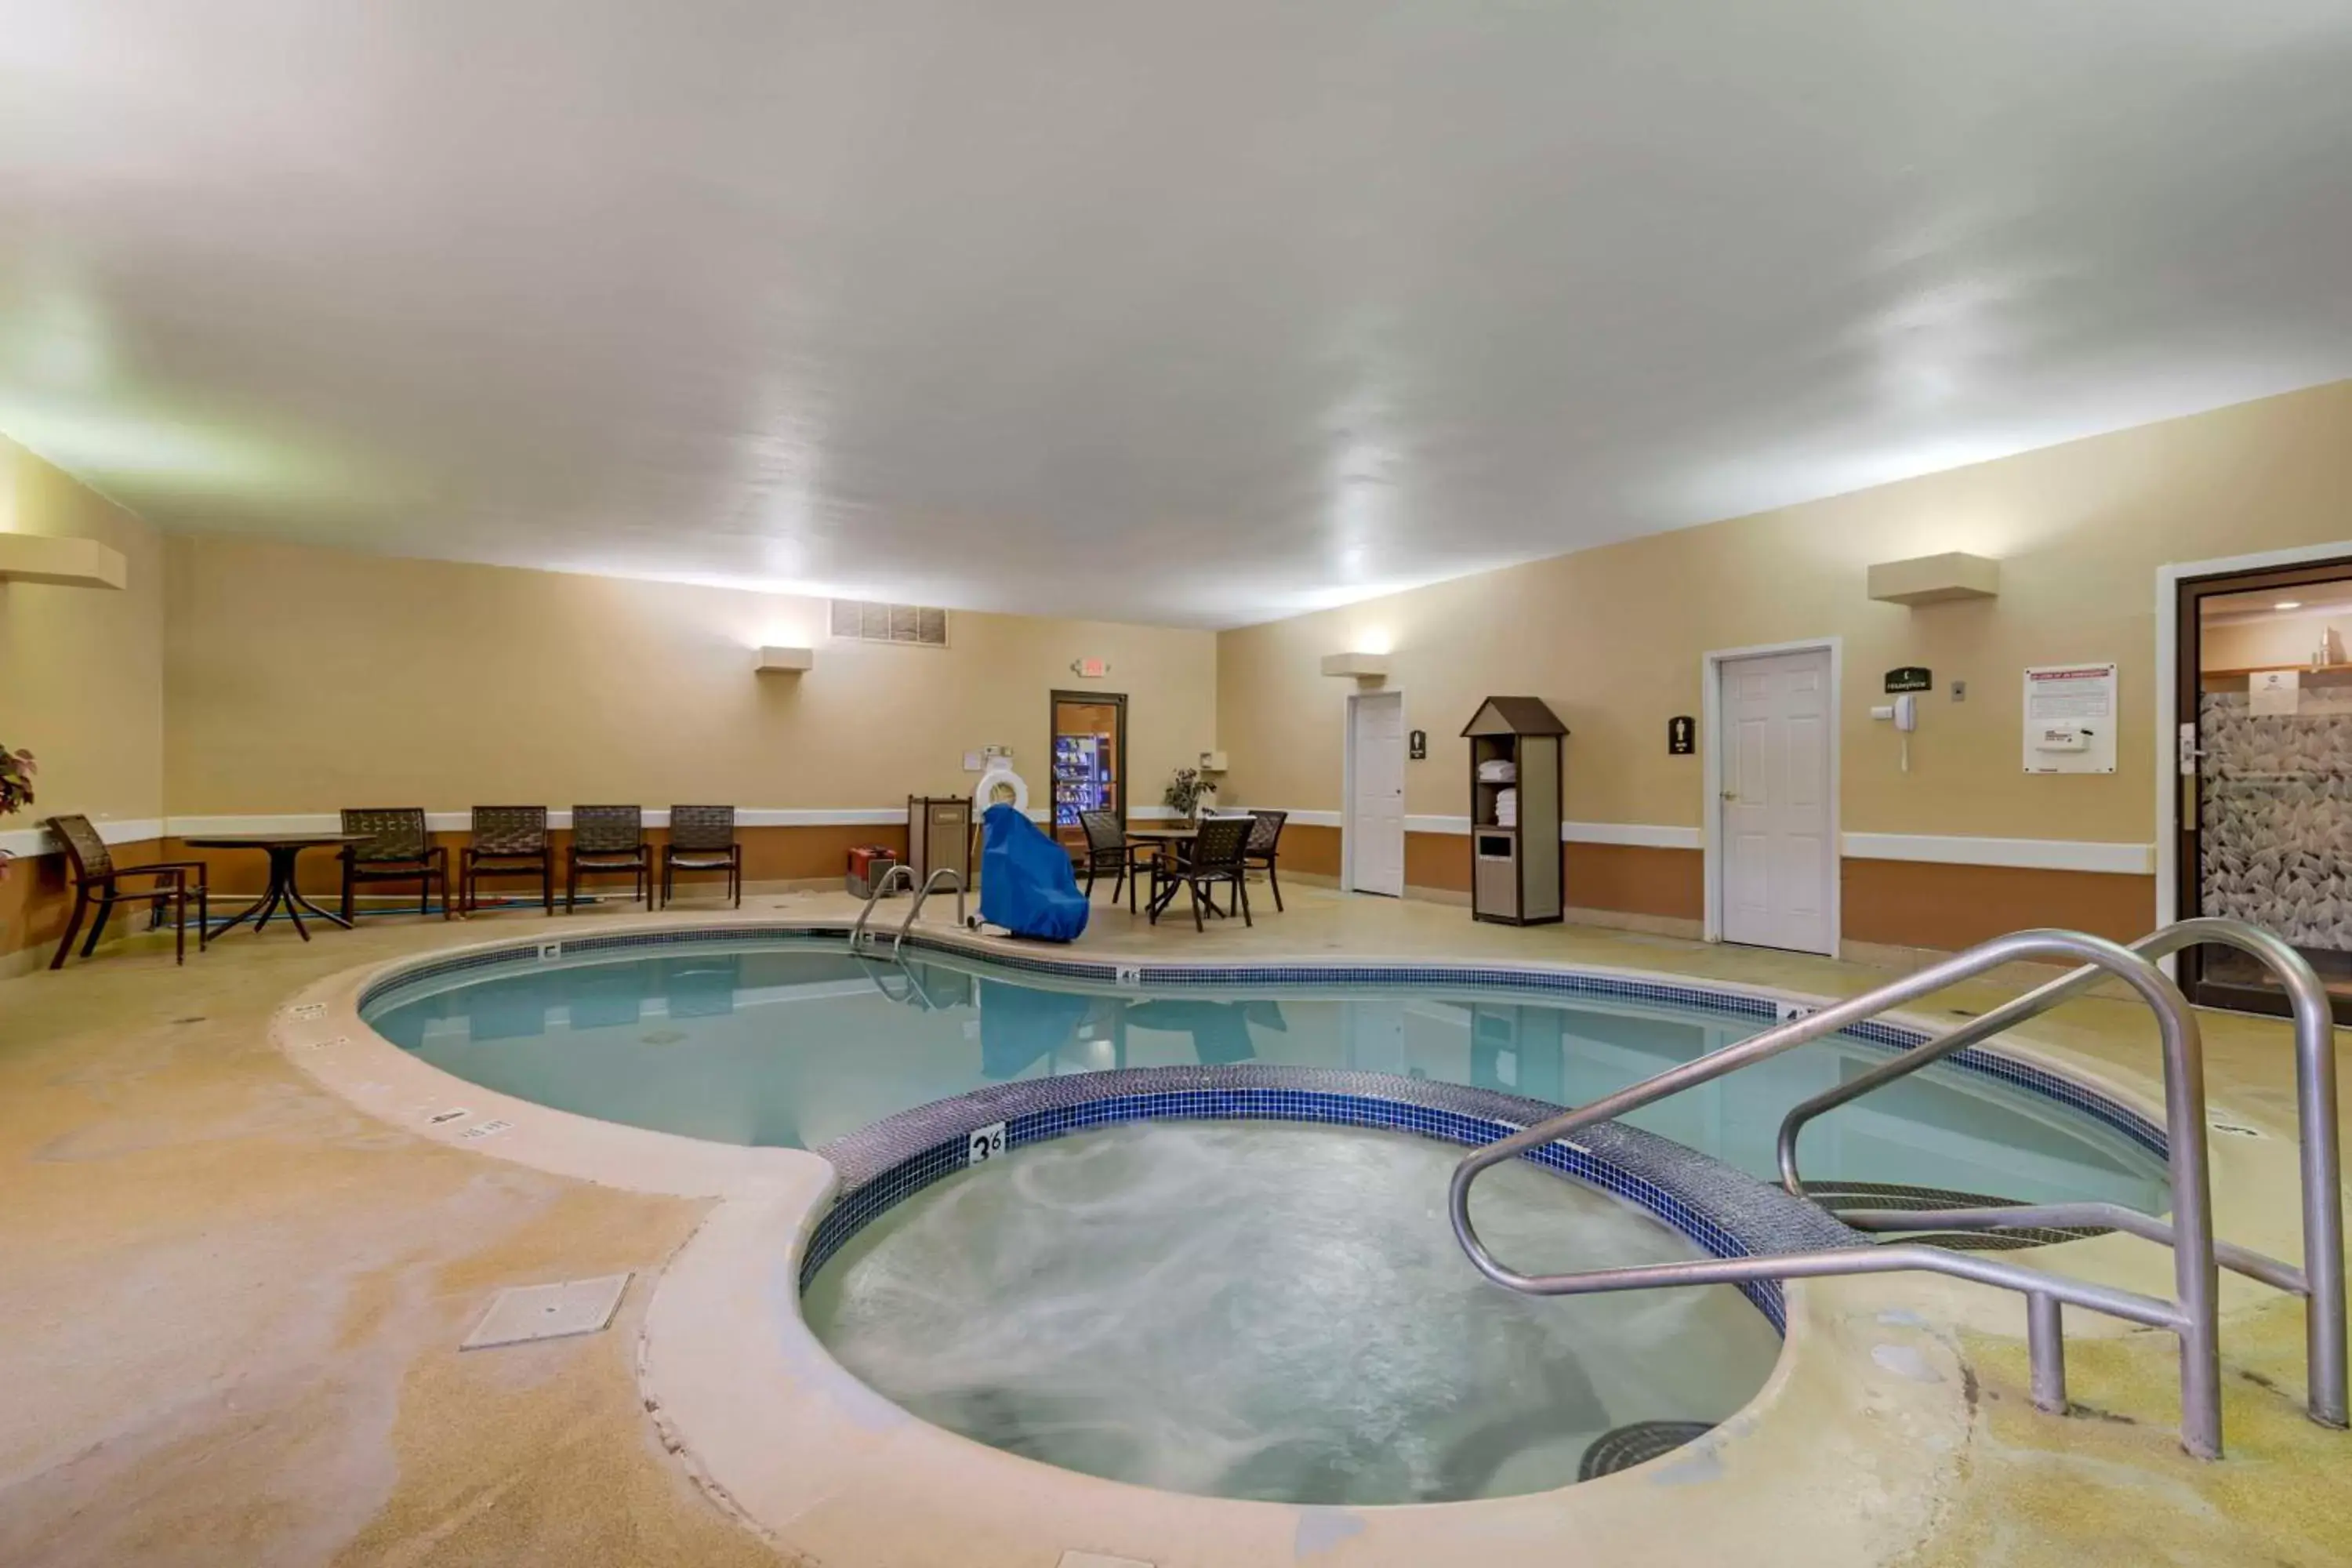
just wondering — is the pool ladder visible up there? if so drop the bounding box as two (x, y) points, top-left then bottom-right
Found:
(1450, 918), (2345, 1460)
(849, 866), (967, 958)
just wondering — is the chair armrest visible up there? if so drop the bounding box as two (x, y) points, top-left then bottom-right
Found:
(116, 860), (205, 882)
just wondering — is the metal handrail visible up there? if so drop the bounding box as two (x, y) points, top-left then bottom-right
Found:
(1773, 916), (2345, 1428)
(848, 865), (917, 946)
(892, 869), (967, 956)
(1449, 928), (2229, 1457)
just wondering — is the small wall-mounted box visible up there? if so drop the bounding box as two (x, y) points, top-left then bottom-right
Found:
(1320, 652), (1391, 679)
(1197, 750), (1229, 772)
(756, 645), (815, 673)
(1867, 552), (1999, 606)
(0, 533), (128, 590)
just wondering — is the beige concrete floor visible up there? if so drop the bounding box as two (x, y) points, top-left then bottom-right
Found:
(2, 884), (2348, 1566)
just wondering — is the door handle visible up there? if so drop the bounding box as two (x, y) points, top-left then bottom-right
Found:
(1721, 789), (1737, 802)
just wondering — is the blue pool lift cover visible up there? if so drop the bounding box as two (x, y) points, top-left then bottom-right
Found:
(978, 802), (1091, 942)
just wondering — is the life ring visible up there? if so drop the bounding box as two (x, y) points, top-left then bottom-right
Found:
(973, 762), (1029, 815)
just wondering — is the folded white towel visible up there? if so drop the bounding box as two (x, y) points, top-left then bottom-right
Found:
(1494, 786), (1519, 826)
(1477, 759), (1518, 783)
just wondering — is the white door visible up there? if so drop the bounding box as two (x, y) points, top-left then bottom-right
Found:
(1718, 648), (1835, 953)
(1348, 691), (1406, 898)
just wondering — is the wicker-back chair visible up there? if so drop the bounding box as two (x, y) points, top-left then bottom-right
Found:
(1077, 809), (1148, 913)
(339, 808), (450, 920)
(460, 805), (554, 914)
(1243, 808), (1290, 912)
(661, 804), (742, 908)
(567, 804), (651, 911)
(1149, 813), (1254, 932)
(43, 814), (209, 967)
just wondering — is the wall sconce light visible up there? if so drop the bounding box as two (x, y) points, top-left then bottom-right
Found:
(0, 533), (127, 590)
(1867, 552), (1999, 605)
(756, 645), (815, 673)
(1320, 652), (1391, 680)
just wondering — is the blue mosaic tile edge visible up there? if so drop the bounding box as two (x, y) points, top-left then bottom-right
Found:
(801, 1065), (1872, 1336)
(352, 923), (2170, 1165)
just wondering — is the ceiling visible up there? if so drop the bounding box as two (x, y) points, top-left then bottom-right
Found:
(4, 2), (2350, 629)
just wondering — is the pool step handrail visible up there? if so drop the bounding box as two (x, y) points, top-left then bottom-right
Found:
(892, 868), (967, 956)
(1450, 928), (2232, 1458)
(1773, 916), (2344, 1429)
(849, 865), (918, 946)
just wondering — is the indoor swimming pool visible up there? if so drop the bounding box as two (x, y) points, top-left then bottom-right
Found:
(361, 935), (2171, 1210)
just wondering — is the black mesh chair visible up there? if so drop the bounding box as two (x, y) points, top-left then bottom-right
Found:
(1243, 808), (1290, 912)
(662, 804), (742, 908)
(567, 804), (651, 911)
(339, 808), (450, 920)
(45, 814), (209, 967)
(460, 805), (554, 914)
(1149, 814), (1254, 931)
(1077, 809), (1149, 913)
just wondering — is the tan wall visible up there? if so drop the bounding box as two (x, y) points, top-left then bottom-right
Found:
(0, 436), (167, 960)
(163, 534), (1218, 816)
(1218, 380), (2352, 842)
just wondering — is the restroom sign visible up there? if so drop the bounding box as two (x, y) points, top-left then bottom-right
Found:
(967, 1121), (1007, 1166)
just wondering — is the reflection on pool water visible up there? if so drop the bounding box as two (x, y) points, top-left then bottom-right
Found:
(362, 939), (2169, 1210)
(802, 1120), (1784, 1504)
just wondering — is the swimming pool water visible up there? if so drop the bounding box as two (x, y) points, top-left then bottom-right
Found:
(361, 938), (2170, 1209)
(801, 1120), (1784, 1504)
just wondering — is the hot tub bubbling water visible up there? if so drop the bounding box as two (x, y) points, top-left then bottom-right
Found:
(801, 1121), (1780, 1504)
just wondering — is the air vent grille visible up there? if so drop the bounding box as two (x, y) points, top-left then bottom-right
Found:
(830, 599), (949, 647)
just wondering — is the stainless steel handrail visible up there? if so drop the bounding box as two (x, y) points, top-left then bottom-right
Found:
(893, 869), (967, 956)
(1774, 916), (2345, 1428)
(848, 865), (917, 946)
(1449, 929), (2228, 1457)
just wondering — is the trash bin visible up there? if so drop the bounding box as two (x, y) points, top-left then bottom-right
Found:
(847, 846), (898, 899)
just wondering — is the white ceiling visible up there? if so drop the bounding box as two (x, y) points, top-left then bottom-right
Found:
(4, 2), (2350, 629)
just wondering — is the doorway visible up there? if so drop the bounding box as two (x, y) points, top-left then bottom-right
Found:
(1345, 689), (1406, 898)
(1050, 691), (1127, 850)
(2172, 555), (2352, 1022)
(1707, 641), (1838, 955)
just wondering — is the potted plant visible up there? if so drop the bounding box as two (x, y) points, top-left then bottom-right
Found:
(0, 744), (34, 883)
(1163, 766), (1217, 823)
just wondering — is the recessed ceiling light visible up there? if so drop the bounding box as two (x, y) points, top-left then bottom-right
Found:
(2276, 600), (2304, 610)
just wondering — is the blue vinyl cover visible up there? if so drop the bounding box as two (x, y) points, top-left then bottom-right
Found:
(977, 802), (1091, 942)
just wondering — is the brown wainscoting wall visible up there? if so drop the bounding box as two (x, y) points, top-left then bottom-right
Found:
(1841, 859), (2155, 950)
(0, 842), (162, 964)
(1564, 844), (1703, 920)
(158, 823), (916, 902)
(1276, 823), (1340, 879)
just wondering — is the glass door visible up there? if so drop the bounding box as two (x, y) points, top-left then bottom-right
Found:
(2177, 559), (2352, 1022)
(1051, 691), (1127, 851)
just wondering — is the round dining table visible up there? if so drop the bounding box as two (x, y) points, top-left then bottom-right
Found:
(182, 832), (376, 940)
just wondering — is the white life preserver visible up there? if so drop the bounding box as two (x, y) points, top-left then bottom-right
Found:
(973, 762), (1029, 816)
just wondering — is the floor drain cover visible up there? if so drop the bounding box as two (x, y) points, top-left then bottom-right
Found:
(461, 1274), (630, 1350)
(1578, 1419), (1715, 1479)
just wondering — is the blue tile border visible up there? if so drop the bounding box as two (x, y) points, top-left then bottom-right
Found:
(800, 1065), (1869, 1334)
(354, 923), (2170, 1167)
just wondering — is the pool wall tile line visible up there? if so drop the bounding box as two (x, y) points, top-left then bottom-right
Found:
(354, 922), (2172, 1167)
(802, 1065), (1870, 1334)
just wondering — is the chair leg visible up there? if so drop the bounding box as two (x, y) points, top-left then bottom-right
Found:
(342, 862), (357, 924)
(197, 882), (210, 950)
(173, 884), (187, 964)
(732, 855), (742, 909)
(1266, 860), (1283, 913)
(81, 895), (114, 957)
(1191, 878), (1205, 933)
(565, 858), (578, 913)
(50, 888), (89, 970)
(1236, 873), (1252, 928)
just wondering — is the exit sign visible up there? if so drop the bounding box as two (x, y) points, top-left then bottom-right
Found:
(1070, 657), (1110, 678)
